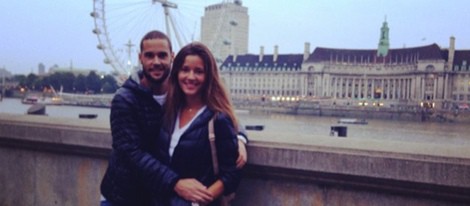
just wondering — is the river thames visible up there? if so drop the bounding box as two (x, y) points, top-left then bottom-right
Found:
(1, 98), (469, 146)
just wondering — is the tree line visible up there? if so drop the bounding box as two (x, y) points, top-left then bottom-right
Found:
(10, 71), (119, 94)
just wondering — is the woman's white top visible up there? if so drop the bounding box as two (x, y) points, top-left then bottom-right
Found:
(169, 106), (207, 157)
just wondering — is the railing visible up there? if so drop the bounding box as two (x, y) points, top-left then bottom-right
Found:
(0, 113), (469, 205)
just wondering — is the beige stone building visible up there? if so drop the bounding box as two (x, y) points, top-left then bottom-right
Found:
(220, 20), (470, 110)
(201, 0), (249, 63)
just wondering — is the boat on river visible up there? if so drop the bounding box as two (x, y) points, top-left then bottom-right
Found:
(79, 114), (98, 119)
(22, 95), (63, 105)
(245, 125), (264, 131)
(27, 104), (46, 115)
(338, 118), (368, 125)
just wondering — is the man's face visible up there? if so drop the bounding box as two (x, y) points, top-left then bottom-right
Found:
(139, 38), (173, 85)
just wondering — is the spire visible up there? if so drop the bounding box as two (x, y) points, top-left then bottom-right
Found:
(377, 16), (390, 57)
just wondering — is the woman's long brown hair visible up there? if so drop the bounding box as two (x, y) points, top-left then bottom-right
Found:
(163, 42), (238, 132)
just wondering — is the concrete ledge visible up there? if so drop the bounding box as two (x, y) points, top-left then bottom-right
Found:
(240, 140), (470, 203)
(1, 113), (469, 205)
(0, 113), (111, 157)
(247, 139), (470, 187)
(0, 114), (111, 206)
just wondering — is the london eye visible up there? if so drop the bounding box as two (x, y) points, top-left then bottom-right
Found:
(90, 0), (232, 83)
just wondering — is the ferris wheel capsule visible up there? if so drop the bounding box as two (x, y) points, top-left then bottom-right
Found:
(90, 11), (99, 18)
(92, 28), (101, 35)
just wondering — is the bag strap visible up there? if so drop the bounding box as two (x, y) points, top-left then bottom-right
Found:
(208, 116), (219, 175)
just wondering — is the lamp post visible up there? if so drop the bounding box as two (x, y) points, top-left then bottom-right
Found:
(1, 68), (5, 101)
(125, 39), (135, 76)
(372, 101), (381, 108)
(358, 100), (368, 119)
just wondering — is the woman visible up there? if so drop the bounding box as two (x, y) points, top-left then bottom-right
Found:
(159, 42), (241, 206)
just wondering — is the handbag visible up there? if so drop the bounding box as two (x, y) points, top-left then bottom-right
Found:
(208, 116), (236, 206)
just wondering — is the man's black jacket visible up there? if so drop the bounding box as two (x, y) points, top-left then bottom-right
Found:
(100, 77), (179, 206)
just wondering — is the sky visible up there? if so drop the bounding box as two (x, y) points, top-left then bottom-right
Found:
(1, 0), (469, 75)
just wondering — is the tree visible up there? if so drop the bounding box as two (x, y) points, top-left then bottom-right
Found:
(14, 75), (27, 87)
(100, 74), (118, 93)
(86, 71), (101, 93)
(61, 72), (75, 92)
(74, 74), (87, 93)
(46, 73), (62, 92)
(25, 73), (39, 90)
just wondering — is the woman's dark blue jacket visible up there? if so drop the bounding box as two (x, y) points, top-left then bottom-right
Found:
(157, 108), (241, 205)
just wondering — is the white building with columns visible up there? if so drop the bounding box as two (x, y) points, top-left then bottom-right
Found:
(221, 44), (308, 103)
(220, 20), (470, 109)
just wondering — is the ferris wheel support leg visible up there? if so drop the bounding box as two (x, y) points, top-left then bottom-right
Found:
(164, 8), (172, 45)
(168, 13), (184, 49)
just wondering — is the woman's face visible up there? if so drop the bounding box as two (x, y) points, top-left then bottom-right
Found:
(178, 55), (206, 98)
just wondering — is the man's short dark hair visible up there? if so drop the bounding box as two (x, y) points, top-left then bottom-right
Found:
(140, 30), (173, 52)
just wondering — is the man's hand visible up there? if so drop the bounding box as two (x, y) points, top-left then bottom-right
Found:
(236, 139), (247, 169)
(174, 178), (213, 204)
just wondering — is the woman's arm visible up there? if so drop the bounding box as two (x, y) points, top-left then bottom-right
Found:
(208, 114), (241, 196)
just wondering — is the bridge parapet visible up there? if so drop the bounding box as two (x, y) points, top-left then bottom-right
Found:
(0, 113), (469, 205)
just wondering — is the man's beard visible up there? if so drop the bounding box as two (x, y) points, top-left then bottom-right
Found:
(142, 65), (170, 85)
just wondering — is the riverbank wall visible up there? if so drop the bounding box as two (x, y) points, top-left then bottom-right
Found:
(8, 94), (469, 122)
(1, 113), (469, 205)
(235, 101), (470, 123)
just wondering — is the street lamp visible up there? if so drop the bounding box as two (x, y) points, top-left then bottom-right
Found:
(358, 100), (368, 119)
(373, 101), (384, 111)
(1, 70), (4, 101)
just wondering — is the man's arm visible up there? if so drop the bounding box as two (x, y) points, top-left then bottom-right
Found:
(236, 120), (248, 169)
(110, 93), (181, 194)
(236, 139), (247, 169)
(174, 179), (214, 204)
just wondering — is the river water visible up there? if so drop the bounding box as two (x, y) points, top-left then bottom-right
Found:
(1, 98), (469, 146)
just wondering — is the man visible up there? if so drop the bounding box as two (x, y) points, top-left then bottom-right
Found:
(100, 30), (247, 205)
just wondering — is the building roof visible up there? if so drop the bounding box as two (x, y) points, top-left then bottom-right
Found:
(441, 50), (470, 71)
(220, 44), (469, 71)
(454, 50), (470, 67)
(221, 54), (304, 70)
(306, 44), (445, 64)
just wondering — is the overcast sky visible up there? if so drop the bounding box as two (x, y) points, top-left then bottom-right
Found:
(1, 0), (469, 75)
